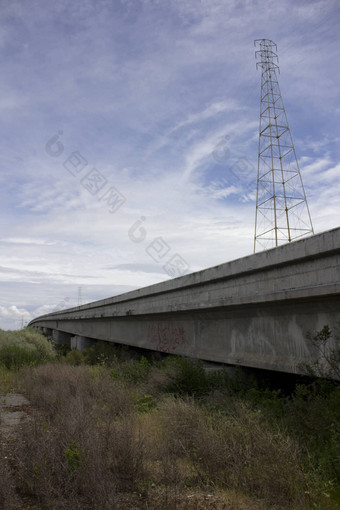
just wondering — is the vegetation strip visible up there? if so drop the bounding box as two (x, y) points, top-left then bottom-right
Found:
(0, 328), (339, 509)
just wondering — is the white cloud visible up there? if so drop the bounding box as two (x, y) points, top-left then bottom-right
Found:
(0, 305), (31, 330)
(0, 238), (57, 246)
(170, 100), (242, 134)
(323, 163), (340, 182)
(0, 305), (29, 319)
(301, 157), (333, 176)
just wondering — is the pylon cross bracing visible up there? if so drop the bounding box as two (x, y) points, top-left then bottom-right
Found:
(254, 39), (314, 252)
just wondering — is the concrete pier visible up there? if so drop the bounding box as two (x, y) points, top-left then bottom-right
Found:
(52, 330), (71, 346)
(70, 336), (94, 351)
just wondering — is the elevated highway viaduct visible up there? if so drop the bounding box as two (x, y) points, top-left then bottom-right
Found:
(29, 227), (340, 377)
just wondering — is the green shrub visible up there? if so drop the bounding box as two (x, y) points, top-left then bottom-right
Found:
(110, 356), (151, 384)
(134, 393), (156, 413)
(64, 443), (84, 471)
(54, 342), (71, 358)
(284, 381), (340, 484)
(65, 349), (86, 365)
(164, 357), (210, 396)
(299, 325), (340, 380)
(83, 340), (131, 366)
(0, 328), (56, 369)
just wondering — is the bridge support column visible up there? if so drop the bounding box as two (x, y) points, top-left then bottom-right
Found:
(71, 336), (94, 351)
(52, 330), (71, 347)
(43, 327), (53, 338)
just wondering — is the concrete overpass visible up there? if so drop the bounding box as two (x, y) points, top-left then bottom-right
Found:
(29, 227), (340, 376)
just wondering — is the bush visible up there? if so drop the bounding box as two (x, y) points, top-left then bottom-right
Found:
(284, 381), (340, 484)
(157, 397), (310, 507)
(65, 349), (86, 365)
(83, 340), (139, 366)
(300, 325), (340, 380)
(0, 328), (56, 369)
(21, 364), (133, 420)
(14, 365), (143, 509)
(163, 357), (210, 396)
(110, 356), (151, 384)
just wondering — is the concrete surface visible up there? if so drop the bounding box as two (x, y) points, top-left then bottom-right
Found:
(0, 393), (31, 437)
(70, 336), (95, 351)
(29, 227), (340, 376)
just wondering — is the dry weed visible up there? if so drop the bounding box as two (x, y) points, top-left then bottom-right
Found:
(0, 434), (20, 509)
(11, 365), (316, 509)
(154, 397), (310, 508)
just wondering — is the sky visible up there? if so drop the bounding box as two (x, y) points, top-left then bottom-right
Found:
(0, 0), (339, 330)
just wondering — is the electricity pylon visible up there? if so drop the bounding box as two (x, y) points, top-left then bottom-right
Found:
(254, 39), (314, 252)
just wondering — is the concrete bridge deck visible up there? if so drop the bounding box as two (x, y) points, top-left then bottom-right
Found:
(29, 227), (340, 376)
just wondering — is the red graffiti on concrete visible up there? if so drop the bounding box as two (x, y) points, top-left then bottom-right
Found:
(148, 322), (187, 353)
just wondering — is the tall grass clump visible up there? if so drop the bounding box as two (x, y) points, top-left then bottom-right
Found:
(156, 397), (310, 507)
(14, 365), (144, 509)
(0, 328), (56, 369)
(283, 380), (340, 487)
(0, 365), (16, 393)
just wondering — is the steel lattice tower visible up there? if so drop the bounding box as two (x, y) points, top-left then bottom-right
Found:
(254, 39), (314, 252)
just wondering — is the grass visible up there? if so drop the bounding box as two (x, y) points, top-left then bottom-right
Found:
(0, 328), (339, 508)
(0, 366), (17, 393)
